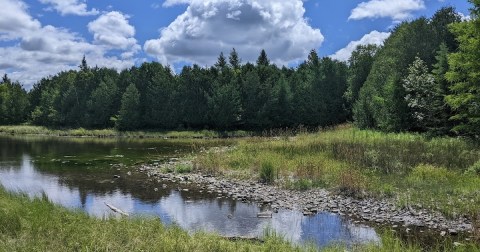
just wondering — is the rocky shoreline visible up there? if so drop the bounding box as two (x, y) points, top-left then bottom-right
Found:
(138, 164), (473, 237)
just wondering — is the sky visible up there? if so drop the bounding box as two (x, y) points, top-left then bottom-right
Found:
(0, 0), (473, 89)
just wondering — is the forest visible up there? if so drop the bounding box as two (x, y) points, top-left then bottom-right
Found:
(0, 4), (478, 137)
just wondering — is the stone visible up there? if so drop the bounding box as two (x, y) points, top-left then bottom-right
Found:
(449, 229), (458, 235)
(257, 212), (273, 218)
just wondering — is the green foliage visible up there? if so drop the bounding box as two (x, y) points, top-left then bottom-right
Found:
(345, 44), (379, 116)
(116, 84), (141, 131)
(0, 75), (29, 125)
(445, 1), (480, 137)
(466, 160), (480, 175)
(260, 161), (275, 184)
(175, 163), (193, 174)
(403, 57), (440, 131)
(354, 8), (461, 132)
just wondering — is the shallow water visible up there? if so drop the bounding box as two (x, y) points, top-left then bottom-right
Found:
(0, 135), (380, 248)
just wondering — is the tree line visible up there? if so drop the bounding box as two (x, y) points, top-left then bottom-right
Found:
(8, 49), (348, 131)
(0, 3), (479, 137)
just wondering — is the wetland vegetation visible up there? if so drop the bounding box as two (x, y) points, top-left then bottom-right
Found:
(1, 1), (480, 251)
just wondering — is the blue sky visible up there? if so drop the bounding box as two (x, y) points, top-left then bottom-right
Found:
(0, 0), (472, 89)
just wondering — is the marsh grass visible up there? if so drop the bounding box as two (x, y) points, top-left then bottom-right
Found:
(0, 125), (253, 139)
(196, 125), (480, 217)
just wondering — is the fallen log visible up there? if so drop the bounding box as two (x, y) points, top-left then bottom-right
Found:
(104, 202), (129, 216)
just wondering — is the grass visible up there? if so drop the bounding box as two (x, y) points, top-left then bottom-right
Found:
(1, 187), (478, 252)
(195, 125), (480, 219)
(0, 188), (305, 252)
(0, 125), (253, 139)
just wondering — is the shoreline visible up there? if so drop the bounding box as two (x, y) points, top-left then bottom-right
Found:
(140, 164), (474, 237)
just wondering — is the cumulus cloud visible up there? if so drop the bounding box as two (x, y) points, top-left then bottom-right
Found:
(88, 11), (140, 55)
(145, 0), (324, 66)
(0, 0), (41, 40)
(39, 0), (99, 16)
(349, 0), (425, 21)
(0, 0), (137, 89)
(330, 30), (390, 62)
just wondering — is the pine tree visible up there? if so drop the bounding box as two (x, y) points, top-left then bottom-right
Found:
(445, 0), (480, 136)
(256, 49), (270, 66)
(116, 84), (141, 130)
(228, 48), (241, 70)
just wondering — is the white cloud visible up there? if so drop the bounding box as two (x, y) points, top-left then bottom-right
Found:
(39, 0), (99, 16)
(0, 0), (137, 89)
(349, 0), (425, 21)
(145, 0), (324, 66)
(330, 30), (390, 62)
(459, 12), (471, 21)
(162, 0), (192, 7)
(88, 11), (140, 55)
(0, 0), (41, 40)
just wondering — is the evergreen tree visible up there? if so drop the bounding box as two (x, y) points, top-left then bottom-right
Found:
(116, 84), (141, 130)
(208, 80), (242, 129)
(446, 0), (480, 136)
(431, 43), (454, 134)
(257, 49), (270, 66)
(345, 44), (379, 117)
(86, 78), (117, 128)
(228, 48), (241, 70)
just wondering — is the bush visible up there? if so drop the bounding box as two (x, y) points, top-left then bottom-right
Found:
(466, 160), (480, 176)
(260, 161), (275, 184)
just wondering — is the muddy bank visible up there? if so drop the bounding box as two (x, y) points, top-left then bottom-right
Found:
(138, 164), (473, 238)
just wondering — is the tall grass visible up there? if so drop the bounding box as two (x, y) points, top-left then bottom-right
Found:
(196, 125), (480, 216)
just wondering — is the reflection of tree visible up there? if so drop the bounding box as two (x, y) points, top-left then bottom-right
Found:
(0, 135), (232, 204)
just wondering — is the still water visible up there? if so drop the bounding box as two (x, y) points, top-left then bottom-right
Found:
(0, 135), (379, 248)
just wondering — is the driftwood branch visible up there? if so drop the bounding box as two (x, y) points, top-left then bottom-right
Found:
(104, 202), (129, 216)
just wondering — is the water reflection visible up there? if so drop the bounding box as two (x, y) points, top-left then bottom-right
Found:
(0, 136), (380, 248)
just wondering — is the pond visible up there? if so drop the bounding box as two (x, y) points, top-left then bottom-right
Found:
(0, 135), (380, 248)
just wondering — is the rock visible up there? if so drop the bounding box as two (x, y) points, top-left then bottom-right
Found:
(257, 212), (273, 218)
(154, 188), (158, 192)
(453, 242), (464, 247)
(182, 189), (189, 192)
(127, 171), (132, 176)
(113, 175), (120, 179)
(449, 229), (458, 235)
(303, 211), (315, 216)
(440, 231), (446, 236)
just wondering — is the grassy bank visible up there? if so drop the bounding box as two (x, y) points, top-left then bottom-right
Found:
(0, 187), (435, 252)
(0, 125), (252, 139)
(196, 125), (480, 219)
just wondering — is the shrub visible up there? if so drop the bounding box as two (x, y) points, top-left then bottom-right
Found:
(466, 160), (480, 176)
